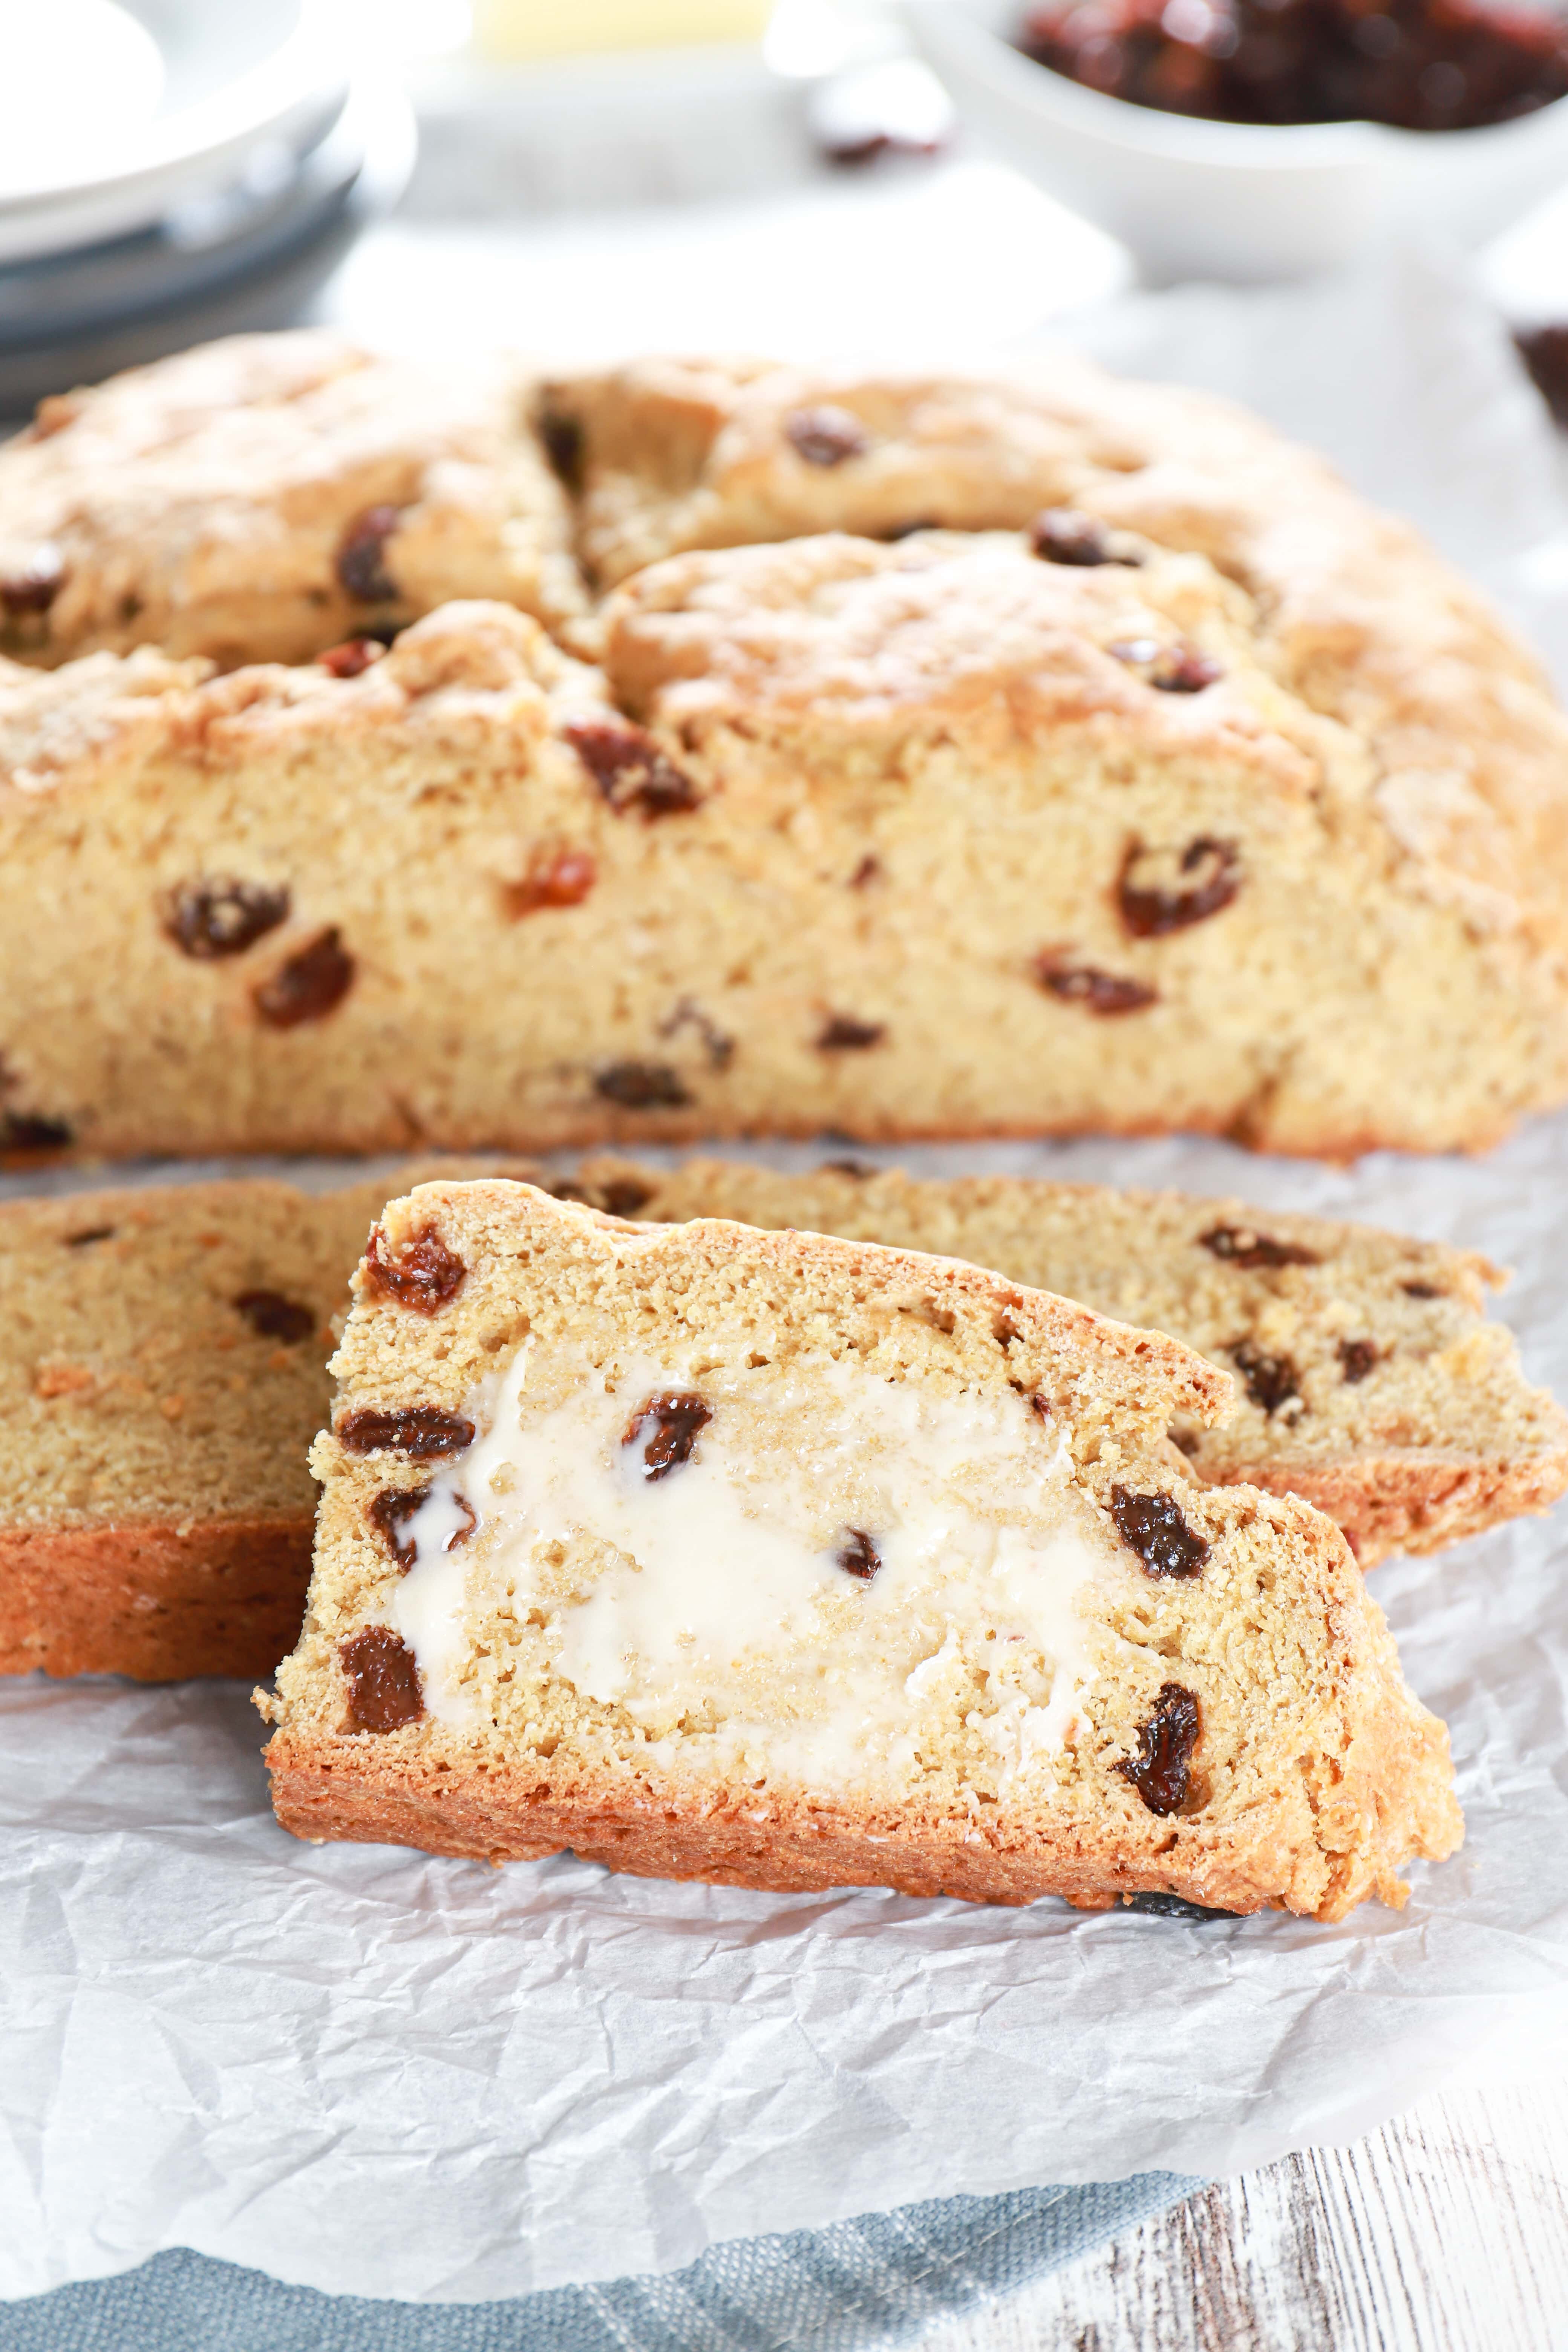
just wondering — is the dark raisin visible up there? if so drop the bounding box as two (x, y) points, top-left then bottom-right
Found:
(565, 719), (700, 819)
(1110, 1485), (1210, 1579)
(816, 1014), (886, 1052)
(823, 1157), (875, 1178)
(65, 1225), (114, 1248)
(340, 1626), (424, 1732)
(0, 546), (66, 616)
(1338, 1338), (1378, 1384)
(163, 877), (290, 960)
(364, 1222), (466, 1314)
(1035, 958), (1157, 1015)
(1109, 638), (1223, 692)
(597, 1176), (656, 1218)
(1125, 1891), (1236, 1920)
(538, 405), (583, 491)
(335, 505), (401, 603)
(253, 928), (354, 1027)
(593, 1061), (692, 1109)
(849, 854), (881, 888)
(1199, 1224), (1318, 1271)
(659, 998), (735, 1070)
(1232, 1340), (1302, 1416)
(369, 1484), (474, 1569)
(785, 405), (868, 465)
(836, 1528), (881, 1580)
(318, 637), (384, 679)
(1029, 507), (1140, 567)
(336, 1406), (475, 1458)
(505, 848), (596, 916)
(623, 1390), (711, 1479)
(234, 1290), (315, 1344)
(1402, 1280), (1443, 1300)
(1029, 1393), (1051, 1422)
(1118, 1683), (1201, 1817)
(2, 1111), (72, 1151)
(369, 1487), (426, 1570)
(1118, 838), (1242, 938)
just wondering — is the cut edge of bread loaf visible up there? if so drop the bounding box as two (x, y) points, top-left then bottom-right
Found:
(259, 1178), (1462, 1922)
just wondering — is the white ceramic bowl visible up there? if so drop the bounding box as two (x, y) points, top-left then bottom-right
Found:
(903, 0), (1568, 280)
(0, 0), (348, 266)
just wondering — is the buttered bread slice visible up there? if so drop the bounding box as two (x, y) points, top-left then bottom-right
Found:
(260, 1180), (1462, 1920)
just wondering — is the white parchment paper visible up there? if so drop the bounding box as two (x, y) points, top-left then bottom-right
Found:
(2, 249), (1568, 2302)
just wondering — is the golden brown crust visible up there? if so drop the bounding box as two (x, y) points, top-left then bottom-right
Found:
(0, 1517), (312, 1681)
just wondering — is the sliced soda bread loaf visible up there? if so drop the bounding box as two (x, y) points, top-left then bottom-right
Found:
(0, 331), (585, 669)
(0, 1176), (407, 1680)
(564, 1157), (1568, 1566)
(5, 529), (1568, 1158)
(260, 1179), (1462, 1919)
(3, 1155), (1561, 1682)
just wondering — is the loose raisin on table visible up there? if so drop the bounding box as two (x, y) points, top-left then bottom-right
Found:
(836, 1528), (881, 1580)
(318, 637), (384, 680)
(1231, 1340), (1302, 1416)
(340, 1626), (424, 1732)
(1110, 1485), (1210, 1579)
(565, 720), (700, 819)
(593, 1061), (692, 1109)
(505, 848), (596, 917)
(234, 1290), (314, 1344)
(1118, 1683), (1201, 1817)
(1199, 1225), (1318, 1271)
(1125, 1892), (1236, 1921)
(1029, 508), (1141, 567)
(1035, 957), (1157, 1015)
(335, 505), (401, 604)
(0, 546), (65, 616)
(336, 1405), (476, 1458)
(816, 1014), (886, 1052)
(164, 877), (290, 960)
(1109, 638), (1222, 692)
(365, 1222), (467, 1314)
(253, 928), (355, 1027)
(623, 1390), (711, 1479)
(785, 405), (868, 466)
(1118, 838), (1241, 937)
(1337, 1338), (1378, 1384)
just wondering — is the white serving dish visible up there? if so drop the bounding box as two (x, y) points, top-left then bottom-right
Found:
(903, 0), (1568, 280)
(0, 0), (348, 267)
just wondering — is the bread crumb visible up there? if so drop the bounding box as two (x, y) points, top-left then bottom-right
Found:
(35, 1362), (93, 1399)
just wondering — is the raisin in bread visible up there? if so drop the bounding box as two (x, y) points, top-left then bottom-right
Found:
(5, 1156), (1559, 1683)
(567, 1157), (1568, 1566)
(259, 1179), (1462, 1920)
(0, 332), (584, 670)
(5, 545), (1567, 1158)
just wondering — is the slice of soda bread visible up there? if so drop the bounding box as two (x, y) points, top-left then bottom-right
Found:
(564, 1157), (1568, 1567)
(260, 1179), (1463, 1920)
(0, 331), (585, 670)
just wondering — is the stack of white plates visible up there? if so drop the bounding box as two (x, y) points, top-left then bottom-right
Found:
(0, 0), (414, 416)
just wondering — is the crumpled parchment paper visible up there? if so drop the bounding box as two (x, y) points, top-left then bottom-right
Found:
(2, 246), (1566, 2303)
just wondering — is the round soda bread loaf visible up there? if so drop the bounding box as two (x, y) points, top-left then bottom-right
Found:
(563, 1157), (1568, 1566)
(3, 527), (1567, 1155)
(260, 1178), (1463, 1921)
(0, 331), (585, 670)
(2, 1156), (1559, 1683)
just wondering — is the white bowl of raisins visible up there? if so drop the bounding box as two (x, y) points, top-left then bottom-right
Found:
(903, 0), (1568, 281)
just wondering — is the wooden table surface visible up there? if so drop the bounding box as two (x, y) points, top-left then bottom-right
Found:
(913, 2081), (1568, 2352)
